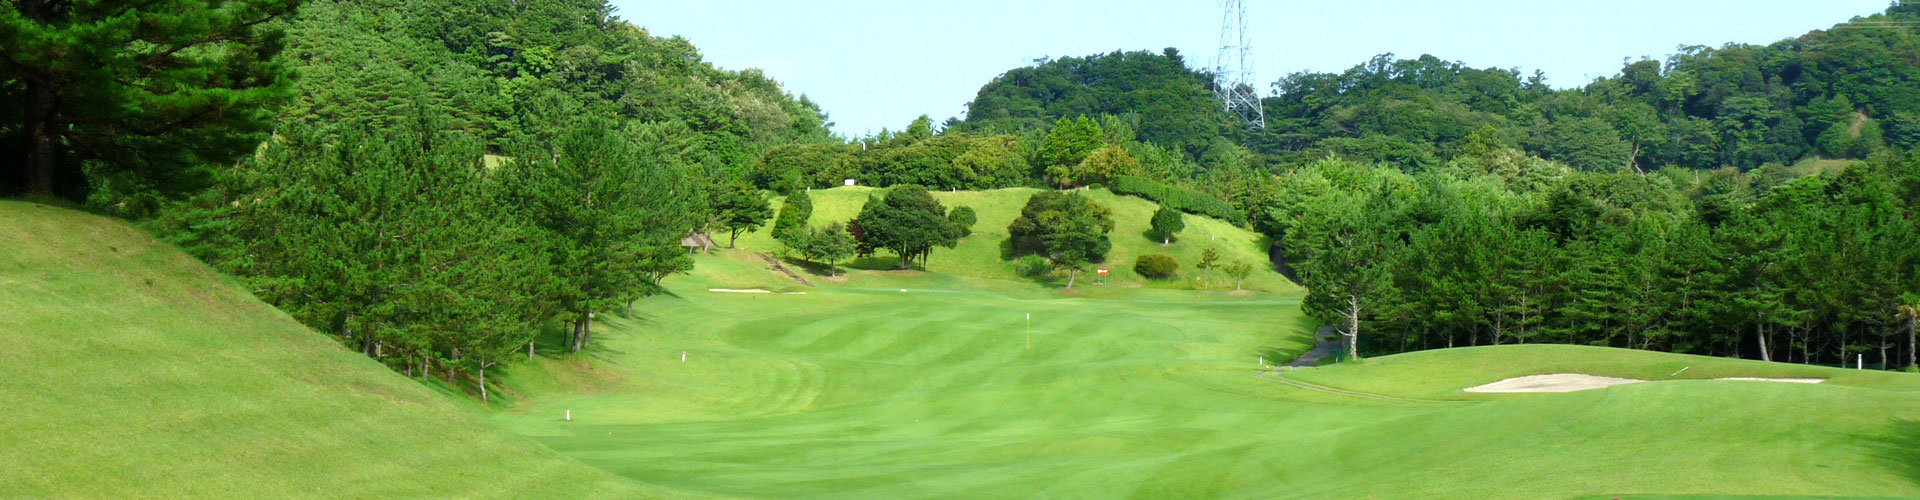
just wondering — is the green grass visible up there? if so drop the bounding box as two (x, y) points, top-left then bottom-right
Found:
(11, 194), (1920, 499)
(730, 187), (1294, 293)
(0, 201), (658, 499)
(499, 249), (1920, 499)
(496, 266), (1316, 499)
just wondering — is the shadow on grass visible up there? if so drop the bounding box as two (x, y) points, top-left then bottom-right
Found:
(845, 255), (913, 271)
(1855, 418), (1920, 487)
(1138, 229), (1176, 246)
(1255, 345), (1304, 366)
(780, 257), (846, 279)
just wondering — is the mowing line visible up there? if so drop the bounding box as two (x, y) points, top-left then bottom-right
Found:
(1258, 372), (1465, 404)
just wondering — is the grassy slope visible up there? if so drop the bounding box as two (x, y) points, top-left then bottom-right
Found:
(729, 187), (1295, 293)
(0, 201), (658, 499)
(500, 245), (1920, 499)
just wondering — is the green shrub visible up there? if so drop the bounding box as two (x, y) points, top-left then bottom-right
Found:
(1014, 255), (1051, 278)
(1133, 254), (1179, 279)
(1110, 175), (1245, 225)
(948, 206), (977, 237)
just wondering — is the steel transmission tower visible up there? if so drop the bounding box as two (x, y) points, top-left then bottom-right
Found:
(1212, 0), (1265, 130)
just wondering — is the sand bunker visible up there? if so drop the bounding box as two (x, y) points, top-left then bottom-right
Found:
(1464, 374), (1644, 393)
(1464, 373), (1825, 393)
(707, 288), (806, 294)
(1715, 377), (1823, 384)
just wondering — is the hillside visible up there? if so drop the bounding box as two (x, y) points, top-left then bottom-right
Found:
(0, 201), (661, 499)
(725, 186), (1296, 293)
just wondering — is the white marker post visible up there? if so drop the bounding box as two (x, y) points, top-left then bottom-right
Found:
(1025, 313), (1031, 350)
(565, 410), (571, 421)
(681, 351), (687, 362)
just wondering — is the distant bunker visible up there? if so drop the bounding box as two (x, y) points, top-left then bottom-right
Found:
(1464, 373), (1824, 393)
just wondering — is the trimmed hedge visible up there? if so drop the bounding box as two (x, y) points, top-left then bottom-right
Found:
(1109, 175), (1245, 225)
(1133, 253), (1179, 279)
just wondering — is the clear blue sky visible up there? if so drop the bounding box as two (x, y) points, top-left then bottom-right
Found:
(612, 0), (1893, 137)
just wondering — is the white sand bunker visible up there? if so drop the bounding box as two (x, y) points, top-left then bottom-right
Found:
(1715, 377), (1823, 384)
(1465, 374), (1644, 393)
(1464, 373), (1825, 393)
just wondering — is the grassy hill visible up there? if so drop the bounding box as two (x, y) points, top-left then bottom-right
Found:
(498, 245), (1920, 499)
(0, 201), (661, 499)
(726, 187), (1295, 293)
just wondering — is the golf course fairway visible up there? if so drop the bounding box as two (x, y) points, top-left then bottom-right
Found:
(495, 251), (1920, 500)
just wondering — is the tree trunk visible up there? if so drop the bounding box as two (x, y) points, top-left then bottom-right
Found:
(25, 81), (58, 196)
(1628, 142), (1644, 174)
(1065, 268), (1076, 289)
(1162, 236), (1169, 246)
(569, 315), (584, 353)
(1345, 294), (1361, 361)
(479, 363), (488, 404)
(1909, 317), (1916, 370)
(1755, 322), (1770, 362)
(528, 339), (534, 361)
(729, 228), (741, 248)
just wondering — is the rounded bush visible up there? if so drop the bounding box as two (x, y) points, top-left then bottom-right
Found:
(1014, 255), (1051, 278)
(1134, 254), (1179, 279)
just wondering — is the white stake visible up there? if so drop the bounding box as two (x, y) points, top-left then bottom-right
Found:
(565, 410), (571, 421)
(681, 351), (687, 362)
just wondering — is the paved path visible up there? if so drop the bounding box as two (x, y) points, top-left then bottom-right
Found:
(1286, 325), (1341, 367)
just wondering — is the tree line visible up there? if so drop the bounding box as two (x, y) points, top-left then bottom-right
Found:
(1276, 148), (1920, 368)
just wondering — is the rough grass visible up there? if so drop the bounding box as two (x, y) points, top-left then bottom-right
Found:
(500, 249), (1920, 499)
(0, 201), (656, 499)
(731, 187), (1294, 293)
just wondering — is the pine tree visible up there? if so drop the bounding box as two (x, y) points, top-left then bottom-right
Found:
(2, 0), (299, 199)
(499, 117), (691, 354)
(772, 189), (814, 251)
(713, 182), (773, 248)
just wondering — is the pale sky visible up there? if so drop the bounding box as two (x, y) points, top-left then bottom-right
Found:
(612, 1), (1895, 137)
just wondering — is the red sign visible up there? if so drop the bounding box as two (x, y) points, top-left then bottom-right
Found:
(1096, 269), (1109, 275)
